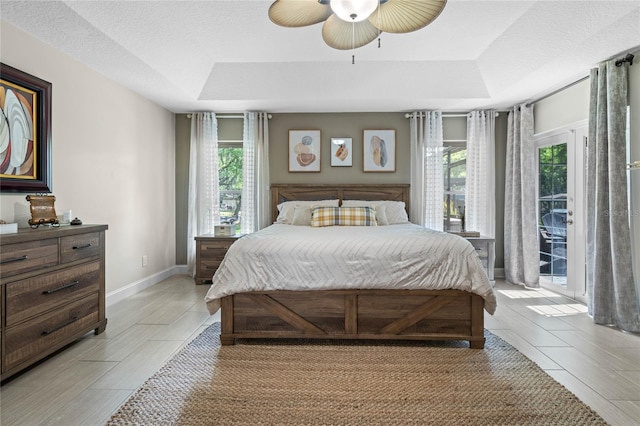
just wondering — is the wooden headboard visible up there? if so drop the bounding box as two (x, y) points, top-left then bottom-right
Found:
(270, 184), (410, 223)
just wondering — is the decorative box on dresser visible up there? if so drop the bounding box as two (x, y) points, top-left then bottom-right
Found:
(0, 224), (108, 381)
(194, 234), (244, 284)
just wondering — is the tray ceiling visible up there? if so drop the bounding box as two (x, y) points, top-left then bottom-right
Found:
(1, 0), (639, 113)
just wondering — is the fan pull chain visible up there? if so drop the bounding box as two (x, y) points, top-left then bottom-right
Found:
(376, 1), (381, 49)
(351, 20), (355, 64)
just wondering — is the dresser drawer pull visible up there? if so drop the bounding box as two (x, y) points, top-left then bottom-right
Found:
(41, 316), (79, 336)
(42, 280), (80, 295)
(1, 255), (28, 264)
(72, 244), (92, 250)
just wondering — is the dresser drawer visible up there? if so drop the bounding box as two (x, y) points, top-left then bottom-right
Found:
(0, 239), (58, 278)
(199, 241), (233, 260)
(5, 260), (102, 326)
(60, 232), (101, 263)
(3, 294), (99, 372)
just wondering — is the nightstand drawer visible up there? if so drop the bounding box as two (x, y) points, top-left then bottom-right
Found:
(199, 259), (223, 277)
(449, 234), (495, 281)
(5, 260), (102, 326)
(469, 241), (489, 258)
(198, 242), (232, 260)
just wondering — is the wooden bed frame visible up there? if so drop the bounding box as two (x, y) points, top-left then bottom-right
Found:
(219, 184), (486, 349)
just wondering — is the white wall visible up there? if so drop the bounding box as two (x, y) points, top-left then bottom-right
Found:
(0, 22), (176, 295)
(534, 79), (590, 134)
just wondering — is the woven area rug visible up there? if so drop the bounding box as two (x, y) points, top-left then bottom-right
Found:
(107, 323), (607, 425)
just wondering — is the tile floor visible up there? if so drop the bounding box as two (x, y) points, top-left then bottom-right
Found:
(1, 276), (639, 425)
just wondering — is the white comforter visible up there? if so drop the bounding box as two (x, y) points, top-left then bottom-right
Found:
(204, 224), (497, 314)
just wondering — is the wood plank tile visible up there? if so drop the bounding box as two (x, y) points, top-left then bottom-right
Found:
(488, 329), (563, 370)
(546, 370), (640, 426)
(149, 310), (211, 341)
(2, 274), (634, 425)
(1, 361), (117, 425)
(539, 347), (640, 400)
(77, 324), (165, 362)
(89, 339), (183, 390)
(610, 400), (640, 424)
(550, 330), (640, 371)
(137, 300), (197, 325)
(489, 302), (571, 347)
(41, 388), (132, 426)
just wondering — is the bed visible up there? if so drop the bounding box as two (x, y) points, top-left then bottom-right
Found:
(205, 184), (496, 349)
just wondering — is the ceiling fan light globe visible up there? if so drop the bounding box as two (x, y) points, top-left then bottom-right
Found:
(330, 0), (379, 22)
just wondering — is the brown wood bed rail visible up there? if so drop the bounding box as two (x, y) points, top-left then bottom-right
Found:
(220, 289), (485, 349)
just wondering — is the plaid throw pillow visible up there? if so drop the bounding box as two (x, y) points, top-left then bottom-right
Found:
(310, 206), (378, 227)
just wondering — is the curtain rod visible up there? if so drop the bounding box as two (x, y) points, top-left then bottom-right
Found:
(524, 51), (636, 107)
(525, 75), (590, 107)
(185, 114), (272, 119)
(404, 112), (499, 118)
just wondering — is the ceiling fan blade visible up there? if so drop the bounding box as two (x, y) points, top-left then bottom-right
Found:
(269, 0), (332, 28)
(369, 0), (447, 33)
(322, 15), (379, 50)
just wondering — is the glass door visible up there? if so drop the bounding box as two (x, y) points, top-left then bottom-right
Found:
(535, 124), (587, 302)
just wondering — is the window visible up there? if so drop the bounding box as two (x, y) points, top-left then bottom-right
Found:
(443, 142), (466, 231)
(537, 143), (568, 283)
(217, 115), (244, 231)
(218, 142), (242, 232)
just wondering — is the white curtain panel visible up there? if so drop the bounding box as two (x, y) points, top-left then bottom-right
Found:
(410, 111), (443, 230)
(187, 112), (220, 277)
(466, 111), (496, 238)
(241, 112), (271, 234)
(586, 61), (640, 332)
(504, 104), (539, 288)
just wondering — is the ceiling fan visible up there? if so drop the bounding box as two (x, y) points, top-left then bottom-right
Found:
(268, 0), (448, 50)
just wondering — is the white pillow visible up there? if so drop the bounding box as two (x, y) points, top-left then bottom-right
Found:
(341, 200), (409, 225)
(276, 199), (339, 224)
(290, 206), (313, 226)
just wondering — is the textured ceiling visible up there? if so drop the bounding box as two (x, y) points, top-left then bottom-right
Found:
(1, 0), (639, 113)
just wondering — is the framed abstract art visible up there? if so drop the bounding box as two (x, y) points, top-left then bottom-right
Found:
(363, 129), (395, 172)
(330, 137), (352, 167)
(289, 129), (321, 172)
(0, 63), (52, 192)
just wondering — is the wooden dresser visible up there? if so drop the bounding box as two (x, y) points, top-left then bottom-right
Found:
(194, 234), (244, 284)
(0, 224), (108, 381)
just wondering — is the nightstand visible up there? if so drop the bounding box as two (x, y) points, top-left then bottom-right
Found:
(449, 233), (495, 281)
(194, 234), (244, 284)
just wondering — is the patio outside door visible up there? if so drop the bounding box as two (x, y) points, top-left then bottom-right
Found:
(535, 123), (587, 302)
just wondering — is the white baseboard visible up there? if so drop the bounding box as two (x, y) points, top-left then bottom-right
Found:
(106, 265), (188, 307)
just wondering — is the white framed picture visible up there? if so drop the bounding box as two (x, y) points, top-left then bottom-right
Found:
(330, 137), (352, 167)
(289, 130), (321, 172)
(363, 129), (396, 172)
